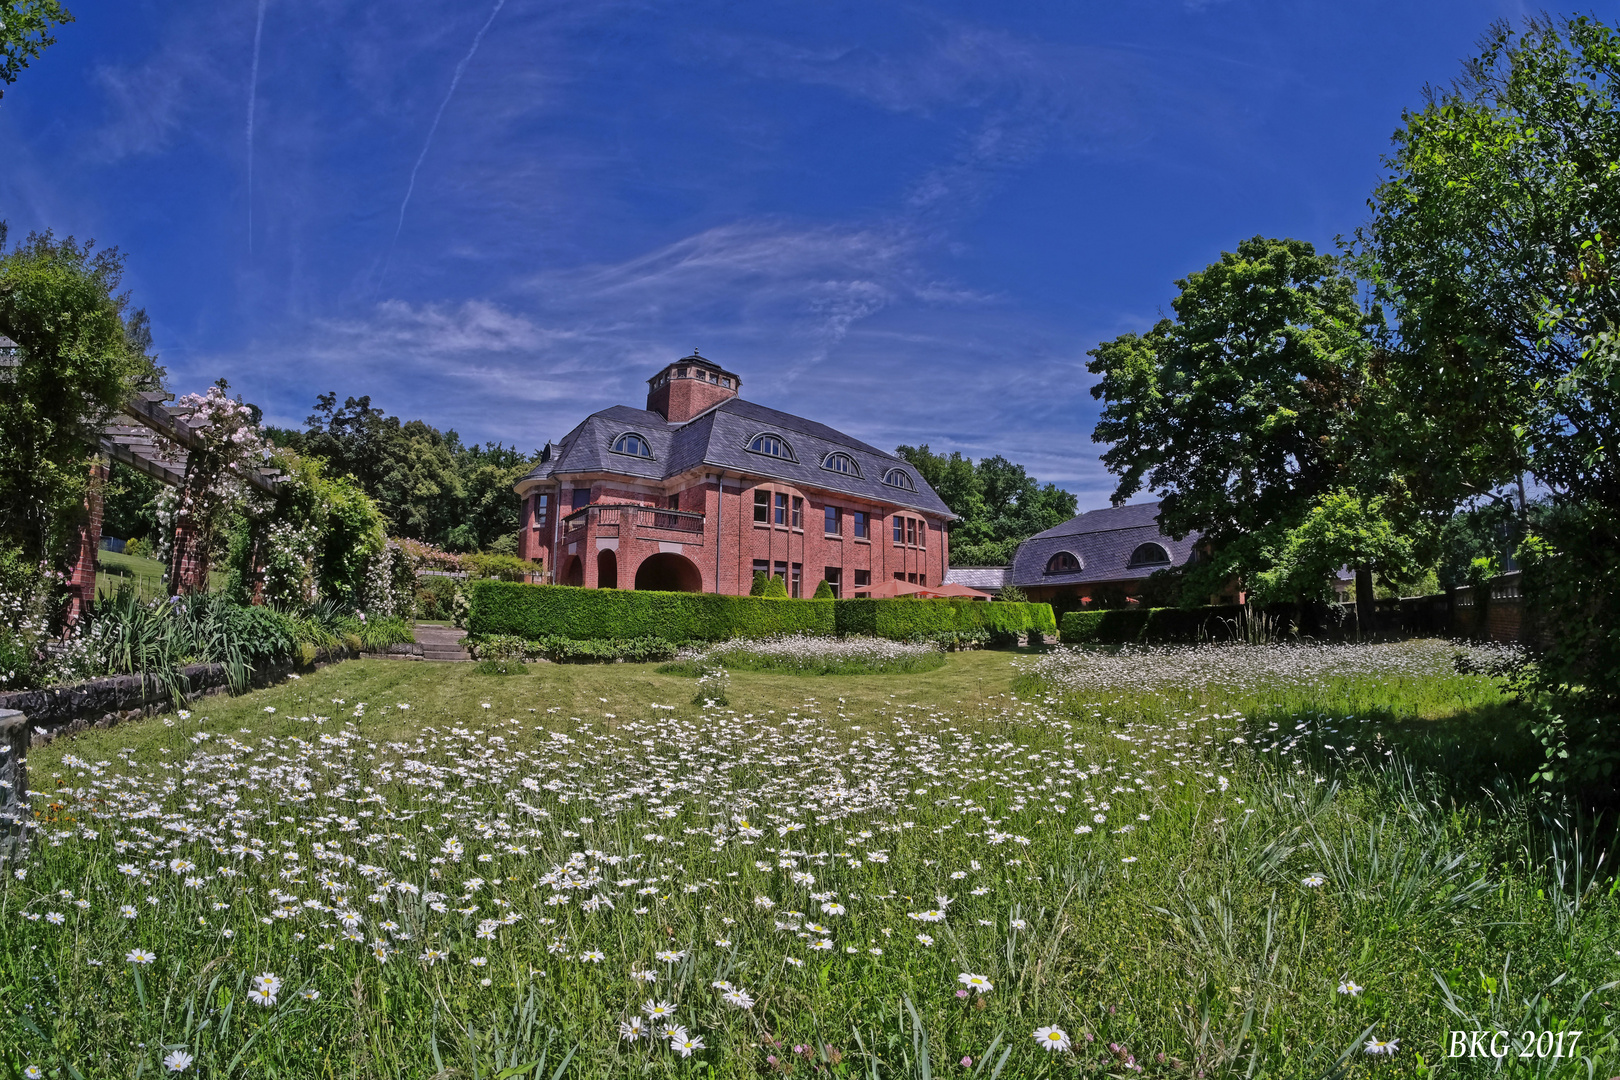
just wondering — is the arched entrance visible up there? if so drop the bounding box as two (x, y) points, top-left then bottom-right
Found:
(559, 555), (584, 587)
(597, 548), (618, 589)
(633, 551), (703, 593)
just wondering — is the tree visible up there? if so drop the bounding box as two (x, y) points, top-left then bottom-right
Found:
(0, 0), (73, 97)
(1358, 15), (1620, 781)
(894, 445), (1076, 564)
(1086, 236), (1403, 621)
(812, 578), (833, 599)
(0, 226), (156, 565)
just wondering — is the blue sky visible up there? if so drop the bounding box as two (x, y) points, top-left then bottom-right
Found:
(1, 0), (1529, 507)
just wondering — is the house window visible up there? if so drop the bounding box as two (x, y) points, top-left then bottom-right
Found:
(747, 433), (796, 461)
(824, 567), (841, 598)
(571, 488), (590, 511)
(883, 468), (916, 491)
(753, 559), (770, 581)
(853, 511), (868, 539)
(754, 490), (770, 523)
(791, 496), (803, 529)
(774, 492), (788, 526)
(533, 493), (548, 527)
(1046, 551), (1081, 574)
(854, 569), (870, 588)
(667, 494), (681, 511)
(825, 505), (841, 535)
(611, 432), (653, 458)
(1128, 542), (1172, 567)
(918, 573), (926, 587)
(821, 452), (860, 477)
(907, 573), (918, 584)
(774, 561), (788, 587)
(906, 518), (917, 546)
(791, 562), (802, 598)
(893, 516), (904, 543)
(894, 572), (905, 581)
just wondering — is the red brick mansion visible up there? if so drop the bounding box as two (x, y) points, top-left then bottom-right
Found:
(514, 354), (954, 596)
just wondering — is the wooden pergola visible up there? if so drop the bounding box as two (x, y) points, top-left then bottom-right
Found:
(65, 391), (288, 617)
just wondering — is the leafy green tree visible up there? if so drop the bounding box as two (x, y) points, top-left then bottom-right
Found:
(1250, 490), (1416, 612)
(895, 445), (1075, 562)
(749, 571), (769, 596)
(1087, 236), (1401, 621)
(0, 0), (73, 97)
(0, 226), (157, 565)
(1358, 15), (1620, 781)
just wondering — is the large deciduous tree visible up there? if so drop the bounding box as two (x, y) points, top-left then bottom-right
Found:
(0, 0), (72, 97)
(1086, 236), (1406, 623)
(1358, 15), (1620, 782)
(0, 226), (156, 566)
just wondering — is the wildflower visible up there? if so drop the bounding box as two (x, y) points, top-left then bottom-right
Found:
(45, 911), (64, 926)
(163, 1049), (195, 1072)
(722, 988), (755, 1008)
(1338, 979), (1363, 996)
(580, 950), (605, 963)
(1364, 1037), (1399, 1056)
(119, 905), (138, 919)
(957, 972), (993, 994)
(247, 972), (282, 1007)
(809, 939), (833, 951)
(642, 1000), (677, 1020)
(620, 1017), (647, 1042)
(654, 949), (686, 963)
(670, 1031), (706, 1057)
(1010, 918), (1027, 930)
(298, 988), (320, 1000)
(784, 956), (804, 967)
(1302, 873), (1326, 888)
(915, 934), (934, 946)
(25, 1066), (44, 1079)
(1035, 1026), (1071, 1052)
(126, 948), (156, 965)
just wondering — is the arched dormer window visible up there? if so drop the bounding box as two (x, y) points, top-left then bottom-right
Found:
(821, 452), (861, 477)
(1045, 550), (1082, 574)
(611, 432), (653, 459)
(747, 433), (797, 461)
(883, 468), (916, 492)
(1128, 542), (1172, 567)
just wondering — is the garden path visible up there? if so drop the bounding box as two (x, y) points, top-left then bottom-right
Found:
(413, 622), (471, 662)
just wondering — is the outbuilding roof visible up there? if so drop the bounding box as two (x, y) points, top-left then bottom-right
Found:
(1010, 501), (1200, 587)
(517, 396), (954, 518)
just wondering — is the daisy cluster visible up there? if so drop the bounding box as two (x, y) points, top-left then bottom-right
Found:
(1, 643), (1465, 1073)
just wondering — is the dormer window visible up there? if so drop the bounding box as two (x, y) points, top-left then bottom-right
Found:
(821, 452), (861, 477)
(1045, 551), (1082, 574)
(882, 468), (916, 492)
(611, 432), (653, 459)
(747, 433), (797, 461)
(1128, 542), (1172, 567)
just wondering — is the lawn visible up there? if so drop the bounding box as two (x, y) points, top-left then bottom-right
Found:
(4, 641), (1615, 1078)
(95, 549), (227, 601)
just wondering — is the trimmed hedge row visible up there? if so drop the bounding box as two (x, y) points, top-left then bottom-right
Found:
(1059, 605), (1245, 645)
(466, 581), (1055, 644)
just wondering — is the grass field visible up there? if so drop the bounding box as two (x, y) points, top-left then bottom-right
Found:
(4, 642), (1616, 1078)
(94, 549), (227, 601)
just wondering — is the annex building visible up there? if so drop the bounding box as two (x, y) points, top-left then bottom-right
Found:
(949, 502), (1212, 607)
(514, 354), (954, 596)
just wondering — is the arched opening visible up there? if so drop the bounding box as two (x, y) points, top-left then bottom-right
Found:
(633, 551), (703, 593)
(597, 548), (618, 589)
(1127, 542), (1172, 568)
(1045, 550), (1082, 574)
(559, 555), (584, 587)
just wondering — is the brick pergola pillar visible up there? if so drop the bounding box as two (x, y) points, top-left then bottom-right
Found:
(168, 517), (210, 596)
(64, 455), (109, 624)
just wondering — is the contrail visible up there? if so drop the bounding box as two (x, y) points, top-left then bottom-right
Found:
(246, 0), (267, 254)
(380, 0), (508, 283)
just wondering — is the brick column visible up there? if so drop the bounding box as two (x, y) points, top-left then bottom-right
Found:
(169, 518), (210, 596)
(65, 455), (109, 624)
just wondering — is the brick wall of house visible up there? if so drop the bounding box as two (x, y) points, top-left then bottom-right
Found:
(518, 472), (948, 598)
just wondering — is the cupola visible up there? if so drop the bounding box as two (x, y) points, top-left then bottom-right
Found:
(646, 351), (741, 423)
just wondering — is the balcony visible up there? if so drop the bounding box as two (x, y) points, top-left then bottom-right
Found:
(561, 503), (706, 542)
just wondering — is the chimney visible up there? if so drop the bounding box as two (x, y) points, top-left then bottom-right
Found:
(646, 351), (741, 422)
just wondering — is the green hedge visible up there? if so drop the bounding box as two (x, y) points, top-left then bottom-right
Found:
(1059, 604), (1245, 645)
(467, 581), (1055, 644)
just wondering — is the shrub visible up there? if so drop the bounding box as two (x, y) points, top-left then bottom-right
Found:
(466, 581), (1054, 645)
(764, 576), (788, 598)
(749, 571), (769, 597)
(812, 579), (834, 600)
(462, 553), (535, 582)
(415, 574), (459, 620)
(1059, 604), (1246, 645)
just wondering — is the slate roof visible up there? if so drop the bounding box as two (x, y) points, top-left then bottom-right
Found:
(944, 566), (1010, 592)
(518, 396), (954, 518)
(1010, 501), (1200, 587)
